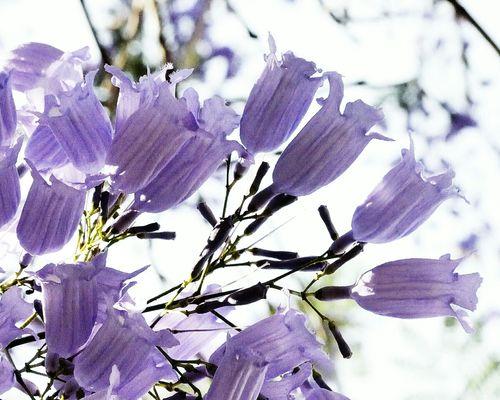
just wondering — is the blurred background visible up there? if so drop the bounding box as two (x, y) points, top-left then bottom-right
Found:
(0, 0), (499, 399)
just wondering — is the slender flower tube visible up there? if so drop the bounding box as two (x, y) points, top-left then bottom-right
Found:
(240, 35), (322, 154)
(268, 72), (387, 198)
(0, 142), (21, 229)
(350, 139), (461, 243)
(0, 71), (17, 147)
(35, 255), (147, 358)
(205, 347), (268, 400)
(73, 307), (178, 399)
(132, 91), (242, 212)
(16, 167), (86, 255)
(0, 287), (33, 348)
(316, 256), (482, 333)
(36, 71), (113, 174)
(210, 309), (329, 399)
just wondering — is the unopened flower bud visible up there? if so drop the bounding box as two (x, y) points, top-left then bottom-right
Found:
(197, 202), (218, 227)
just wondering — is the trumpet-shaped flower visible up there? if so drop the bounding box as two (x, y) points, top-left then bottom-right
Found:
(316, 256), (482, 333)
(351, 139), (461, 243)
(35, 255), (147, 357)
(240, 35), (322, 154)
(73, 307), (178, 399)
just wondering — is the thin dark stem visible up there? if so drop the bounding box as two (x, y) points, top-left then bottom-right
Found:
(157, 347), (203, 398)
(221, 155), (232, 219)
(210, 310), (241, 332)
(445, 0), (500, 56)
(147, 283), (183, 304)
(79, 0), (113, 66)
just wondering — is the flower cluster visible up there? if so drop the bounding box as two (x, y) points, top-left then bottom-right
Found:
(0, 36), (481, 400)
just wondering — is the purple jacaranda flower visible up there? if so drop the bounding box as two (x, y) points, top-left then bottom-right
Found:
(132, 90), (242, 212)
(104, 64), (192, 133)
(25, 124), (69, 171)
(16, 166), (86, 255)
(0, 71), (17, 147)
(315, 255), (482, 333)
(240, 35), (323, 154)
(0, 286), (32, 348)
(0, 357), (16, 394)
(0, 142), (21, 229)
(105, 67), (197, 194)
(35, 254), (147, 358)
(350, 139), (461, 244)
(73, 307), (178, 399)
(209, 309), (329, 399)
(261, 72), (387, 199)
(7, 43), (89, 106)
(206, 347), (268, 400)
(33, 71), (113, 174)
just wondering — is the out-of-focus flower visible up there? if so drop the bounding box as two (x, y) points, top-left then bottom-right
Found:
(7, 42), (89, 109)
(0, 142), (21, 229)
(270, 72), (387, 197)
(315, 255), (482, 333)
(446, 111), (477, 141)
(132, 89), (241, 212)
(105, 67), (197, 194)
(35, 254), (147, 358)
(240, 35), (322, 154)
(209, 309), (329, 398)
(73, 307), (178, 399)
(0, 286), (32, 348)
(350, 139), (461, 244)
(16, 167), (86, 255)
(156, 309), (232, 360)
(0, 71), (17, 147)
